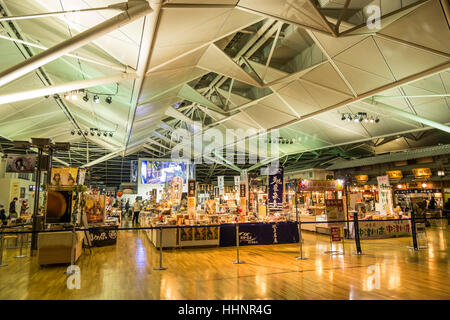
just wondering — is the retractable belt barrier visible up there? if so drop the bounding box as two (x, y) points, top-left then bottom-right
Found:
(0, 217), (447, 271)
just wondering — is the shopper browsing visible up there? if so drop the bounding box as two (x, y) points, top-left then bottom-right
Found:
(9, 197), (18, 219)
(0, 204), (7, 226)
(132, 198), (141, 225)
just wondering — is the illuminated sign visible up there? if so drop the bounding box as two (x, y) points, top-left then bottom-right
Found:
(386, 170), (403, 181)
(412, 168), (432, 179)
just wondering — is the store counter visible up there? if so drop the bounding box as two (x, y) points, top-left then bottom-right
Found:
(219, 221), (299, 247)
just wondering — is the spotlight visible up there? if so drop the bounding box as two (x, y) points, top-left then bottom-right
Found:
(90, 131), (95, 136)
(370, 117), (375, 123)
(397, 184), (402, 189)
(364, 117), (369, 123)
(64, 93), (70, 100)
(422, 183), (427, 188)
(341, 114), (346, 121)
(71, 92), (78, 100)
(71, 130), (75, 135)
(97, 132), (101, 137)
(375, 118), (380, 123)
(84, 131), (88, 136)
(83, 94), (89, 102)
(105, 96), (112, 104)
(354, 116), (360, 123)
(77, 131), (82, 135)
(347, 115), (352, 122)
(103, 132), (107, 137)
(93, 95), (100, 103)
(109, 132), (113, 137)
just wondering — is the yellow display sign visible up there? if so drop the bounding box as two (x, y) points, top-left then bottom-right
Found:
(240, 197), (247, 215)
(412, 168), (432, 179)
(299, 179), (343, 191)
(386, 170), (403, 181)
(355, 175), (368, 184)
(187, 197), (196, 218)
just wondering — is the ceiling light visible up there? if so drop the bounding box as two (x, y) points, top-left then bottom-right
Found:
(71, 130), (75, 135)
(347, 115), (352, 121)
(437, 170), (445, 176)
(109, 132), (113, 137)
(97, 132), (101, 137)
(375, 118), (380, 123)
(397, 184), (402, 189)
(341, 114), (346, 121)
(84, 131), (88, 136)
(90, 131), (95, 136)
(64, 93), (70, 100)
(364, 117), (369, 123)
(77, 131), (82, 135)
(421, 183), (427, 188)
(105, 96), (112, 104)
(103, 132), (107, 137)
(93, 95), (100, 103)
(83, 94), (89, 102)
(370, 118), (375, 123)
(354, 117), (360, 123)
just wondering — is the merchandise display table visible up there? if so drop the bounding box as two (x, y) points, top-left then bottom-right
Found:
(219, 221), (299, 247)
(38, 230), (84, 265)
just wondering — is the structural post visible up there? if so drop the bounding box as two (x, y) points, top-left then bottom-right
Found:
(409, 210), (419, 251)
(30, 147), (42, 254)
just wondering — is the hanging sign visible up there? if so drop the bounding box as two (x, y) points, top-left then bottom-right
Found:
(234, 176), (240, 187)
(298, 179), (344, 191)
(377, 175), (393, 216)
(355, 175), (368, 184)
(412, 168), (432, 179)
(188, 179), (196, 197)
(325, 199), (345, 226)
(386, 170), (403, 181)
(240, 183), (246, 198)
(218, 176), (224, 195)
(268, 167), (284, 211)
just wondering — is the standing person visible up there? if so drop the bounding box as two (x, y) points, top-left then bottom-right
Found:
(20, 200), (30, 216)
(428, 196), (437, 210)
(9, 197), (18, 219)
(132, 198), (141, 225)
(125, 199), (130, 218)
(0, 204), (7, 226)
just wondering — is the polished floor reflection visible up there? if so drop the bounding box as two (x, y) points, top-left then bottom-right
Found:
(0, 226), (449, 300)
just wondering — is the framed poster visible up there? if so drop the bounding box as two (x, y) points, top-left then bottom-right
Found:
(6, 154), (37, 173)
(85, 194), (106, 223)
(20, 187), (25, 199)
(50, 168), (78, 186)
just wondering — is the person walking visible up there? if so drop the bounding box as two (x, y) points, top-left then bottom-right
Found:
(132, 198), (141, 225)
(9, 197), (18, 219)
(125, 199), (130, 218)
(0, 204), (8, 226)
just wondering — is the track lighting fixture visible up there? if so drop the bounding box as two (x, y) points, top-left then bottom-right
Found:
(70, 130), (75, 135)
(341, 112), (379, 124)
(105, 96), (112, 104)
(93, 95), (100, 103)
(83, 94), (89, 102)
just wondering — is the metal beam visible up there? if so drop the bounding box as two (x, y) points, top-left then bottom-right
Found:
(363, 99), (450, 134)
(0, 73), (137, 105)
(124, 1), (162, 153)
(0, 1), (152, 87)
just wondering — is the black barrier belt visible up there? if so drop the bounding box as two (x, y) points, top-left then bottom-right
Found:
(0, 217), (447, 235)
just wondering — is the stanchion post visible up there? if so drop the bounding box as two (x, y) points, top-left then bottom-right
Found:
(233, 221), (244, 264)
(0, 227), (7, 267)
(409, 210), (419, 251)
(65, 227), (76, 275)
(154, 226), (167, 270)
(296, 220), (307, 260)
(353, 212), (362, 255)
(14, 227), (27, 258)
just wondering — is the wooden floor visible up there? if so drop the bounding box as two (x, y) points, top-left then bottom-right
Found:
(1, 222), (449, 300)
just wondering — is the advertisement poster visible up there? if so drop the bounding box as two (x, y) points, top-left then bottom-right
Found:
(377, 175), (393, 216)
(218, 176), (224, 195)
(78, 169), (87, 185)
(6, 154), (37, 173)
(140, 160), (187, 184)
(330, 227), (341, 242)
(268, 167), (283, 211)
(85, 194), (106, 223)
(169, 176), (183, 204)
(50, 168), (78, 186)
(325, 199), (344, 221)
(187, 197), (196, 217)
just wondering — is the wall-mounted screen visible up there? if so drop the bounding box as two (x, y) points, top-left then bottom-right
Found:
(139, 160), (188, 185)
